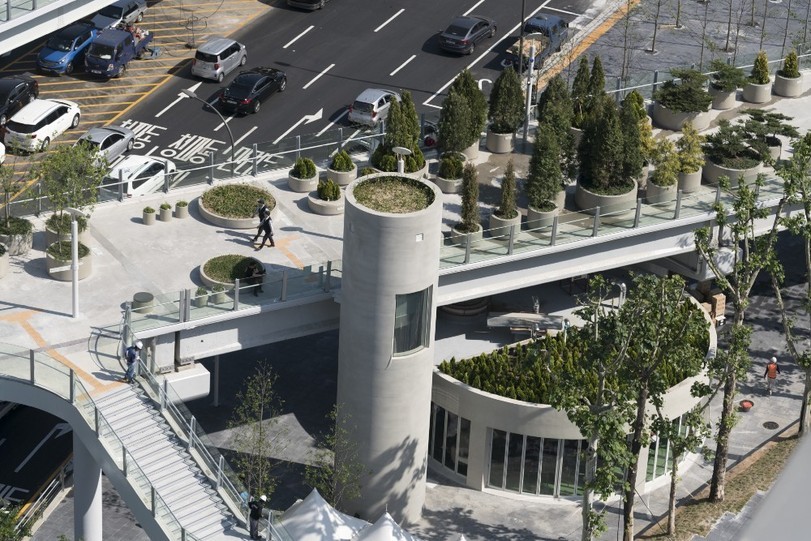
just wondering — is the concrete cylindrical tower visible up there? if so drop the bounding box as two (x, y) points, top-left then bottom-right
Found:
(336, 174), (442, 524)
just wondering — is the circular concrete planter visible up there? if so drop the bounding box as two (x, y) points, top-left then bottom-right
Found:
(307, 192), (345, 215)
(413, 161), (429, 179)
(773, 73), (803, 98)
(646, 181), (678, 204)
(485, 129), (514, 154)
(46, 244), (92, 282)
(198, 198), (278, 230)
(0, 220), (34, 256)
(45, 227), (90, 246)
(175, 203), (190, 219)
(450, 224), (483, 246)
(742, 81), (772, 104)
(574, 180), (639, 215)
(461, 140), (480, 161)
(159, 207), (172, 222)
(652, 102), (710, 131)
(142, 209), (156, 225)
(434, 175), (462, 194)
(678, 170), (703, 193)
(526, 205), (558, 231)
(132, 291), (155, 314)
(488, 212), (521, 239)
(702, 159), (763, 185)
(288, 171), (319, 193)
(0, 244), (8, 279)
(327, 164), (357, 187)
(709, 85), (738, 110)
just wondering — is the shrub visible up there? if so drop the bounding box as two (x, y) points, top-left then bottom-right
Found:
(750, 50), (770, 84)
(47, 240), (90, 260)
(203, 255), (260, 283)
(458, 163), (480, 233)
(195, 286), (208, 297)
(359, 166), (377, 176)
(676, 121), (705, 174)
(578, 95), (630, 193)
(438, 153), (464, 179)
(212, 284), (226, 293)
(653, 68), (712, 113)
(494, 159), (518, 219)
(488, 66), (524, 134)
(370, 91), (426, 173)
(703, 119), (762, 169)
(46, 213), (88, 235)
(353, 177), (434, 213)
(160, 202), (172, 210)
(317, 179), (341, 201)
(451, 69), (487, 146)
(709, 59), (747, 92)
(330, 150), (354, 172)
(438, 88), (473, 153)
(570, 57), (591, 129)
(291, 157), (316, 179)
(527, 123), (564, 211)
(201, 185), (274, 219)
(176, 200), (188, 208)
(780, 50), (800, 78)
(143, 206), (155, 214)
(650, 139), (680, 187)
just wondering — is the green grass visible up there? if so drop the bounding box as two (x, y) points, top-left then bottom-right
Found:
(201, 185), (274, 219)
(353, 177), (433, 214)
(203, 255), (260, 283)
(46, 241), (90, 260)
(0, 217), (33, 236)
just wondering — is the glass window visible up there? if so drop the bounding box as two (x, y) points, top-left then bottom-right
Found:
(523, 436), (541, 494)
(488, 429), (507, 488)
(431, 405), (445, 462)
(646, 437), (658, 482)
(393, 287), (431, 354)
(577, 440), (588, 495)
(505, 433), (524, 492)
(458, 418), (470, 476)
(444, 412), (458, 470)
(540, 438), (558, 495)
(559, 440), (580, 496)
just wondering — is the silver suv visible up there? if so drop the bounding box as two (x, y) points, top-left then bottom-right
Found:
(191, 37), (247, 83)
(91, 0), (147, 30)
(348, 88), (401, 128)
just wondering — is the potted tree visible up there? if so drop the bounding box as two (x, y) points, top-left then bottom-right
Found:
(647, 139), (679, 204)
(0, 164), (33, 256)
(742, 50), (772, 104)
(450, 69), (487, 159)
(308, 178), (344, 216)
(193, 286), (208, 308)
(142, 206), (156, 225)
(740, 108), (799, 164)
(537, 75), (575, 178)
(210, 284), (228, 305)
(288, 156), (319, 193)
(702, 119), (763, 184)
(488, 159), (522, 238)
(175, 200), (189, 219)
(370, 91), (426, 177)
(327, 149), (357, 186)
(451, 163), (482, 244)
(620, 91), (651, 187)
(486, 66), (524, 153)
(434, 152), (465, 194)
(569, 57), (591, 146)
(0, 242), (8, 279)
(708, 59), (746, 110)
(45, 213), (89, 245)
(675, 121), (705, 193)
(526, 123), (565, 230)
(159, 202), (173, 222)
(652, 68), (712, 131)
(774, 49), (802, 98)
(46, 240), (92, 281)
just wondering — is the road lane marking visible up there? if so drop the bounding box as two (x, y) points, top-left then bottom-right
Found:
(284, 25), (315, 48)
(463, 0), (486, 16)
(390, 55), (416, 76)
(274, 109), (323, 144)
(303, 64), (334, 89)
(374, 8), (405, 33)
(545, 6), (587, 17)
(317, 109), (349, 136)
(155, 81), (202, 118)
(228, 126), (259, 153)
(214, 115), (235, 132)
(14, 423), (72, 473)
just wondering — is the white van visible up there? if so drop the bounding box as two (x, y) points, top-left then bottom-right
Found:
(3, 99), (80, 152)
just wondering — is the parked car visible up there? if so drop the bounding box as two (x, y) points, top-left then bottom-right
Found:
(347, 88), (401, 128)
(76, 125), (135, 164)
(219, 68), (287, 115)
(507, 15), (570, 71)
(3, 99), (80, 152)
(287, 0), (332, 10)
(438, 15), (497, 55)
(100, 155), (176, 198)
(37, 23), (98, 75)
(84, 28), (153, 78)
(91, 0), (147, 30)
(0, 75), (39, 126)
(191, 37), (247, 83)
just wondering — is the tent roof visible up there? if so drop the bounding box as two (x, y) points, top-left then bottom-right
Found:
(280, 489), (369, 541)
(354, 512), (422, 541)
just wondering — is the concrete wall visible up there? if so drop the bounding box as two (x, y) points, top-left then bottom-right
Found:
(336, 174), (442, 524)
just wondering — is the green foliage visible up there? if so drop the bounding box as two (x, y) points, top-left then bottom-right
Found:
(291, 157), (317, 179)
(676, 122), (705, 174)
(703, 119), (761, 169)
(650, 139), (680, 187)
(45, 213), (88, 235)
(143, 206), (155, 214)
(317, 178), (341, 201)
(160, 202), (172, 210)
(438, 152), (464, 179)
(740, 108), (799, 164)
(370, 91), (425, 172)
(709, 59), (747, 92)
(176, 200), (188, 208)
(458, 163), (480, 233)
(195, 286), (208, 297)
(330, 150), (354, 172)
(450, 69), (488, 145)
(34, 143), (106, 223)
(0, 216), (33, 236)
(624, 90), (646, 121)
(46, 240), (90, 260)
(620, 94), (645, 179)
(0, 165), (22, 228)
(0, 503), (30, 540)
(571, 57), (591, 129)
(780, 50), (800, 78)
(438, 88), (473, 153)
(201, 184), (274, 219)
(353, 177), (434, 213)
(578, 95), (629, 193)
(0, 244), (5, 257)
(587, 56), (606, 105)
(495, 159), (518, 219)
(750, 50), (771, 84)
(203, 255), (260, 283)
(527, 123), (564, 210)
(653, 68), (712, 113)
(537, 76), (575, 176)
(359, 166), (376, 176)
(488, 66), (525, 133)
(212, 284), (226, 293)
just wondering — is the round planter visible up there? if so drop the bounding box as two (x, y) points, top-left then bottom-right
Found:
(678, 170), (703, 193)
(175, 204), (189, 219)
(412, 161), (429, 179)
(159, 207), (172, 222)
(45, 227), (90, 246)
(450, 224), (483, 246)
(652, 102), (710, 131)
(132, 291), (155, 314)
(461, 140), (480, 161)
(554, 188), (566, 209)
(485, 129), (514, 154)
(767, 139), (782, 162)
(210, 290), (228, 305)
(526, 205), (559, 231)
(199, 256), (264, 290)
(646, 181), (678, 204)
(773, 73), (803, 98)
(709, 85), (738, 110)
(739, 399), (754, 412)
(193, 295), (208, 309)
(574, 180), (639, 215)
(46, 250), (92, 282)
(702, 159), (763, 186)
(143, 210), (156, 225)
(434, 176), (462, 194)
(742, 81), (772, 104)
(327, 164), (357, 187)
(0, 231), (33, 256)
(0, 244), (9, 279)
(307, 192), (345, 215)
(288, 172), (319, 193)
(488, 212), (521, 239)
(198, 198), (278, 230)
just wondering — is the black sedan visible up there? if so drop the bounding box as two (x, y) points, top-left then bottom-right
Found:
(0, 75), (39, 126)
(438, 15), (496, 55)
(219, 67), (287, 115)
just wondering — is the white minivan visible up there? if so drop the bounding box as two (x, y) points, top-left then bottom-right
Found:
(3, 99), (80, 152)
(100, 155), (177, 198)
(191, 37), (247, 83)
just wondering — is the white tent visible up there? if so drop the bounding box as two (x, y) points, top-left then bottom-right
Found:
(279, 489), (369, 541)
(353, 513), (423, 541)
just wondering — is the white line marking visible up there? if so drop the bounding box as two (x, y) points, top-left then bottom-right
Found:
(144, 144), (159, 156)
(214, 115), (235, 132)
(155, 82), (202, 118)
(317, 109), (349, 136)
(374, 8), (405, 33)
(303, 63), (335, 89)
(274, 109), (323, 144)
(226, 126), (259, 153)
(463, 0), (486, 16)
(390, 54), (416, 76)
(284, 25), (314, 49)
(545, 6), (585, 17)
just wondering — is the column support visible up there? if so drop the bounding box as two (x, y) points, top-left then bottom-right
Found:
(73, 433), (103, 541)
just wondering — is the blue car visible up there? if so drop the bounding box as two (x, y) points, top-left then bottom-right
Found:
(37, 23), (98, 75)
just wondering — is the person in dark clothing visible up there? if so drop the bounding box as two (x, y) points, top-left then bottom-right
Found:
(245, 260), (265, 297)
(122, 340), (142, 384)
(248, 494), (266, 539)
(252, 199), (274, 248)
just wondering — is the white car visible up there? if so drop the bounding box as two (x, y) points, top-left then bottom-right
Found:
(100, 155), (177, 198)
(3, 98), (80, 152)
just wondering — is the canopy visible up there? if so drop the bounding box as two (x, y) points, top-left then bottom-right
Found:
(279, 489), (369, 541)
(354, 512), (422, 541)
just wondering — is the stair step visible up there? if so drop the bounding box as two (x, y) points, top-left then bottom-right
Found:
(121, 425), (173, 450)
(93, 388), (135, 406)
(142, 456), (195, 479)
(154, 475), (211, 500)
(101, 400), (155, 425)
(187, 513), (229, 539)
(137, 446), (190, 472)
(172, 498), (223, 523)
(161, 482), (216, 508)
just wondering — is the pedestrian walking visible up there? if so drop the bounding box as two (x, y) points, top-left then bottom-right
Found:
(122, 340), (142, 384)
(245, 260), (265, 296)
(764, 356), (781, 395)
(252, 199), (275, 249)
(248, 494), (266, 539)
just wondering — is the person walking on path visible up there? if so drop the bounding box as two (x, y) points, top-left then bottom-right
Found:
(764, 356), (781, 395)
(122, 340), (142, 384)
(248, 494), (266, 539)
(252, 199), (275, 249)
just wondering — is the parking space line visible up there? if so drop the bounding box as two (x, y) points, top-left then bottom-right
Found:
(390, 55), (416, 76)
(214, 115), (235, 132)
(463, 0), (486, 17)
(284, 25), (314, 49)
(303, 63), (335, 89)
(374, 8), (405, 33)
(545, 6), (589, 18)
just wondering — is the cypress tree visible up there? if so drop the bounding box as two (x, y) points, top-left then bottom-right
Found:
(495, 158), (519, 219)
(459, 163), (480, 233)
(619, 95), (644, 181)
(488, 66), (525, 134)
(527, 123), (563, 210)
(571, 57), (591, 129)
(450, 69), (488, 146)
(579, 95), (625, 192)
(438, 88), (473, 153)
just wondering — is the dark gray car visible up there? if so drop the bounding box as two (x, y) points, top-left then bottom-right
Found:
(438, 15), (496, 55)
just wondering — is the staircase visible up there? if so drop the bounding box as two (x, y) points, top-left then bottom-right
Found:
(94, 385), (240, 540)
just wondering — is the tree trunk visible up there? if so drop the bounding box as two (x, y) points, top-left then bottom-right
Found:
(710, 369), (736, 501)
(800, 367), (811, 436)
(623, 385), (649, 541)
(668, 453), (680, 535)
(581, 433), (599, 541)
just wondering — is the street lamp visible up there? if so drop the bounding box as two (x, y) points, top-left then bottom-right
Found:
(518, 0), (527, 80)
(181, 89), (236, 175)
(522, 32), (544, 145)
(65, 207), (88, 319)
(392, 146), (412, 174)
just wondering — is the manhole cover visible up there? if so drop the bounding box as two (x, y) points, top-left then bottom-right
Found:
(763, 421), (779, 430)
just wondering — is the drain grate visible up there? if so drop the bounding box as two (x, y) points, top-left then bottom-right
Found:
(763, 421), (779, 430)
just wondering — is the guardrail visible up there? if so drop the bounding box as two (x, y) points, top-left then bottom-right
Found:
(15, 455), (73, 534)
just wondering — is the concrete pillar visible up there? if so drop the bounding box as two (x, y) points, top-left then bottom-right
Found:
(73, 433), (102, 541)
(336, 175), (442, 524)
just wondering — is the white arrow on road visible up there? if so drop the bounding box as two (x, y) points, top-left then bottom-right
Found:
(273, 109), (323, 145)
(15, 423), (72, 473)
(155, 81), (203, 118)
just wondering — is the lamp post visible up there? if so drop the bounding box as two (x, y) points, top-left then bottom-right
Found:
(181, 89), (236, 175)
(392, 146), (412, 174)
(522, 33), (544, 145)
(65, 207), (88, 319)
(518, 0), (526, 80)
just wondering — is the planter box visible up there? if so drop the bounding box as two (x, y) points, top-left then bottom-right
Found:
(574, 180), (639, 215)
(461, 140), (480, 161)
(526, 205), (558, 231)
(198, 198), (277, 229)
(159, 207), (172, 222)
(702, 159), (763, 185)
(742, 81), (772, 104)
(652, 102), (710, 131)
(45, 227), (90, 246)
(485, 129), (514, 154)
(0, 245), (8, 279)
(773, 73), (803, 98)
(47, 251), (92, 282)
(0, 231), (33, 256)
(646, 181), (678, 204)
(709, 85), (737, 110)
(434, 176), (462, 194)
(488, 212), (521, 239)
(143, 210), (156, 225)
(288, 172), (319, 193)
(327, 164), (357, 187)
(175, 204), (189, 219)
(193, 295), (208, 308)
(678, 170), (703, 193)
(450, 224), (483, 246)
(307, 193), (345, 215)
(210, 291), (228, 305)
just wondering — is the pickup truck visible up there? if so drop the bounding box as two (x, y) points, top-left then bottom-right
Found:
(84, 27), (153, 78)
(507, 15), (569, 71)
